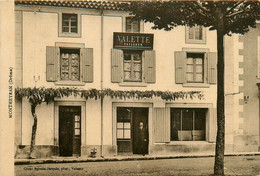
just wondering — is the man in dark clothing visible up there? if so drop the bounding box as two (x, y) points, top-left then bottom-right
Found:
(136, 121), (147, 155)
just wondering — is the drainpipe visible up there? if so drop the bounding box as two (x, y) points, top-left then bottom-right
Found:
(100, 5), (104, 158)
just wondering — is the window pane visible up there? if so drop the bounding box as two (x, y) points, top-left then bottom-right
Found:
(75, 115), (80, 121)
(195, 73), (203, 82)
(124, 129), (131, 139)
(171, 109), (181, 141)
(134, 63), (141, 71)
(124, 62), (131, 71)
(126, 17), (140, 32)
(75, 129), (80, 135)
(187, 57), (193, 64)
(186, 65), (193, 73)
(117, 107), (131, 122)
(124, 122), (130, 129)
(134, 71), (142, 81)
(124, 71), (131, 80)
(186, 73), (194, 82)
(195, 109), (206, 130)
(117, 122), (123, 128)
(196, 66), (203, 73)
(117, 129), (124, 139)
(75, 122), (80, 128)
(182, 109), (193, 130)
(189, 27), (195, 39)
(195, 58), (203, 65)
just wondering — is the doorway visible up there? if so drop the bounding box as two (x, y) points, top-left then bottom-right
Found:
(59, 106), (81, 157)
(116, 107), (149, 155)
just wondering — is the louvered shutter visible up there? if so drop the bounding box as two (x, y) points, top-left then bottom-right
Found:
(207, 52), (217, 84)
(81, 48), (93, 82)
(46, 46), (59, 82)
(143, 50), (156, 83)
(175, 51), (186, 84)
(111, 49), (123, 83)
(209, 108), (217, 142)
(153, 108), (170, 143)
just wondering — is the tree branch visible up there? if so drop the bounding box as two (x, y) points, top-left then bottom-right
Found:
(226, 9), (247, 18)
(225, 1), (245, 15)
(194, 0), (210, 13)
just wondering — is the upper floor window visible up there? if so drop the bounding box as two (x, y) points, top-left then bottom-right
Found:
(46, 45), (93, 84)
(62, 14), (78, 33)
(186, 25), (206, 44)
(175, 50), (217, 85)
(111, 49), (155, 84)
(60, 49), (80, 81)
(186, 53), (204, 83)
(123, 50), (142, 82)
(126, 17), (140, 33)
(59, 13), (81, 38)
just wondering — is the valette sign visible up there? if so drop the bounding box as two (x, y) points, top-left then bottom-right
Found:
(113, 32), (154, 50)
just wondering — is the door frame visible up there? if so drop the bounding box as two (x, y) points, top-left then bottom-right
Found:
(54, 101), (86, 155)
(112, 102), (153, 154)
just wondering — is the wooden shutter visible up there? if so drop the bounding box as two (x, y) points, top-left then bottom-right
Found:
(81, 48), (93, 82)
(46, 46), (59, 82)
(111, 49), (123, 83)
(143, 50), (156, 83)
(153, 108), (170, 143)
(175, 51), (186, 84)
(209, 108), (217, 142)
(207, 52), (217, 84)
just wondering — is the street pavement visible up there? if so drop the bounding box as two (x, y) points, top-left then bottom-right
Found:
(15, 155), (260, 176)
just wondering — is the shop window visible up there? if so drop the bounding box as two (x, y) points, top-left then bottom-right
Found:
(59, 13), (81, 37)
(186, 25), (206, 44)
(46, 46), (93, 84)
(170, 108), (206, 141)
(123, 50), (142, 82)
(117, 107), (131, 140)
(175, 51), (217, 85)
(111, 49), (155, 84)
(126, 17), (140, 33)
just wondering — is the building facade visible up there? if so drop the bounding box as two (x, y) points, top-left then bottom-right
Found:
(14, 0), (259, 159)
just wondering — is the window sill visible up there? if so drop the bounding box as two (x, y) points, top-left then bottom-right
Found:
(185, 40), (206, 44)
(55, 81), (85, 86)
(119, 82), (147, 87)
(58, 33), (81, 38)
(182, 83), (210, 88)
(166, 141), (209, 145)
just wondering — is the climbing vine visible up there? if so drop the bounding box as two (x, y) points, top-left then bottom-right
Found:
(15, 87), (203, 102)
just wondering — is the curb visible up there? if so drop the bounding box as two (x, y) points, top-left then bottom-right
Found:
(15, 152), (260, 165)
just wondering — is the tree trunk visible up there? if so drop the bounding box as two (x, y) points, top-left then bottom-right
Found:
(29, 104), (37, 159)
(214, 10), (225, 175)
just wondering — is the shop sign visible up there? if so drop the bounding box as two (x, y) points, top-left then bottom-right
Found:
(113, 32), (154, 50)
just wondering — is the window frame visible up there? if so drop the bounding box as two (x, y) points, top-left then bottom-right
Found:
(170, 108), (207, 141)
(59, 12), (81, 38)
(182, 48), (210, 87)
(186, 53), (205, 83)
(123, 50), (143, 82)
(55, 42), (85, 86)
(185, 25), (206, 44)
(166, 103), (216, 143)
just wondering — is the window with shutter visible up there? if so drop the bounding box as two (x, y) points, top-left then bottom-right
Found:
(46, 46), (93, 84)
(175, 50), (216, 85)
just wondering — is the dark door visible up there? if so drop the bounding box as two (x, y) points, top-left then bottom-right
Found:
(116, 107), (149, 155)
(132, 108), (149, 154)
(59, 106), (81, 157)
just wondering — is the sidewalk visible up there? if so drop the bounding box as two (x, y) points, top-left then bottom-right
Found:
(15, 152), (260, 165)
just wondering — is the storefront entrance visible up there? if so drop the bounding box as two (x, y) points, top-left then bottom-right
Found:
(117, 107), (149, 155)
(59, 106), (81, 157)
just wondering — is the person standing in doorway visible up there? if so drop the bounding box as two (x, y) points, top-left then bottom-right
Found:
(137, 121), (147, 156)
